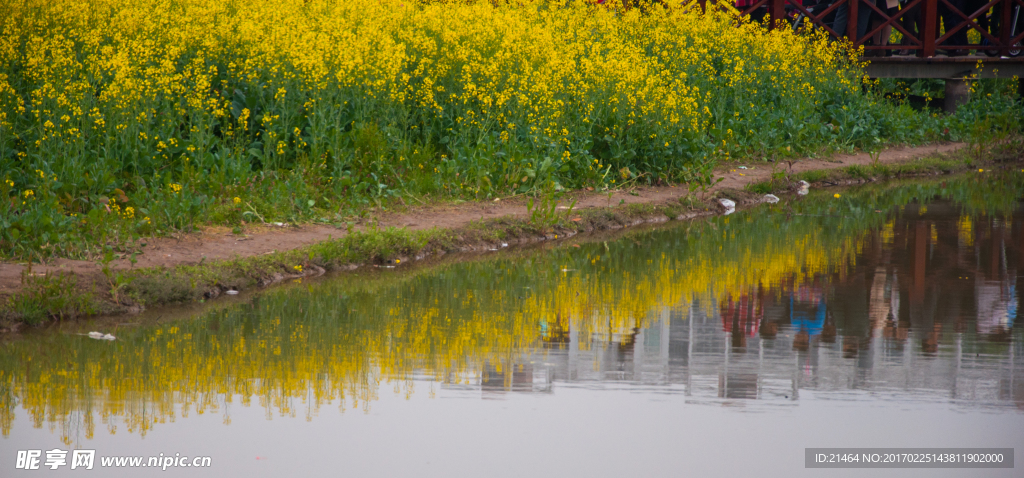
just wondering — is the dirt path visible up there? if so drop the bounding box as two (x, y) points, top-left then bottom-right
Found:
(0, 142), (966, 300)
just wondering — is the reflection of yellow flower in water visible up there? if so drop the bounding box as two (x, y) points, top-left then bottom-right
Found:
(233, 197), (241, 205)
(1, 180), (886, 444)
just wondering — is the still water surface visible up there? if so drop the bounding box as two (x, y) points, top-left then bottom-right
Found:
(3, 174), (1024, 477)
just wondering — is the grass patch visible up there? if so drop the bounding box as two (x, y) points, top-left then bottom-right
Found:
(5, 271), (98, 324)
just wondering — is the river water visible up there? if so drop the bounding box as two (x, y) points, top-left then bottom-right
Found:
(2, 173), (1023, 477)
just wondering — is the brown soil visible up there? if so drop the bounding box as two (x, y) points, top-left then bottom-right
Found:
(0, 142), (966, 303)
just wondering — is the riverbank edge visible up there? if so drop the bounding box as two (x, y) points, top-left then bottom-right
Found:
(2, 140), (1022, 328)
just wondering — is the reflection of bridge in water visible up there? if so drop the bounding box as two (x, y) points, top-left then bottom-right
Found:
(464, 202), (1023, 408)
(471, 306), (1021, 407)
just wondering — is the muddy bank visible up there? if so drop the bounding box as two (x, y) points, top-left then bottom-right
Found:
(2, 140), (1021, 326)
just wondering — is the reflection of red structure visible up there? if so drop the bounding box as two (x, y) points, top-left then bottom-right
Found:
(794, 284), (825, 305)
(720, 290), (761, 339)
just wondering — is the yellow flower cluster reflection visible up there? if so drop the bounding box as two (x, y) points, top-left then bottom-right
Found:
(0, 209), (866, 445)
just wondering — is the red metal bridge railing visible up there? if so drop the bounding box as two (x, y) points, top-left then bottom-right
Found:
(694, 0), (1024, 58)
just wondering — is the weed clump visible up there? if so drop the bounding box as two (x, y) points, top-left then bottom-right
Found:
(6, 271), (96, 324)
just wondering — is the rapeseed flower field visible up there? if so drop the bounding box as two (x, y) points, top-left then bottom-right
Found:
(0, 0), (1018, 258)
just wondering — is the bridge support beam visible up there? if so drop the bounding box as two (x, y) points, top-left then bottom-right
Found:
(944, 79), (970, 114)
